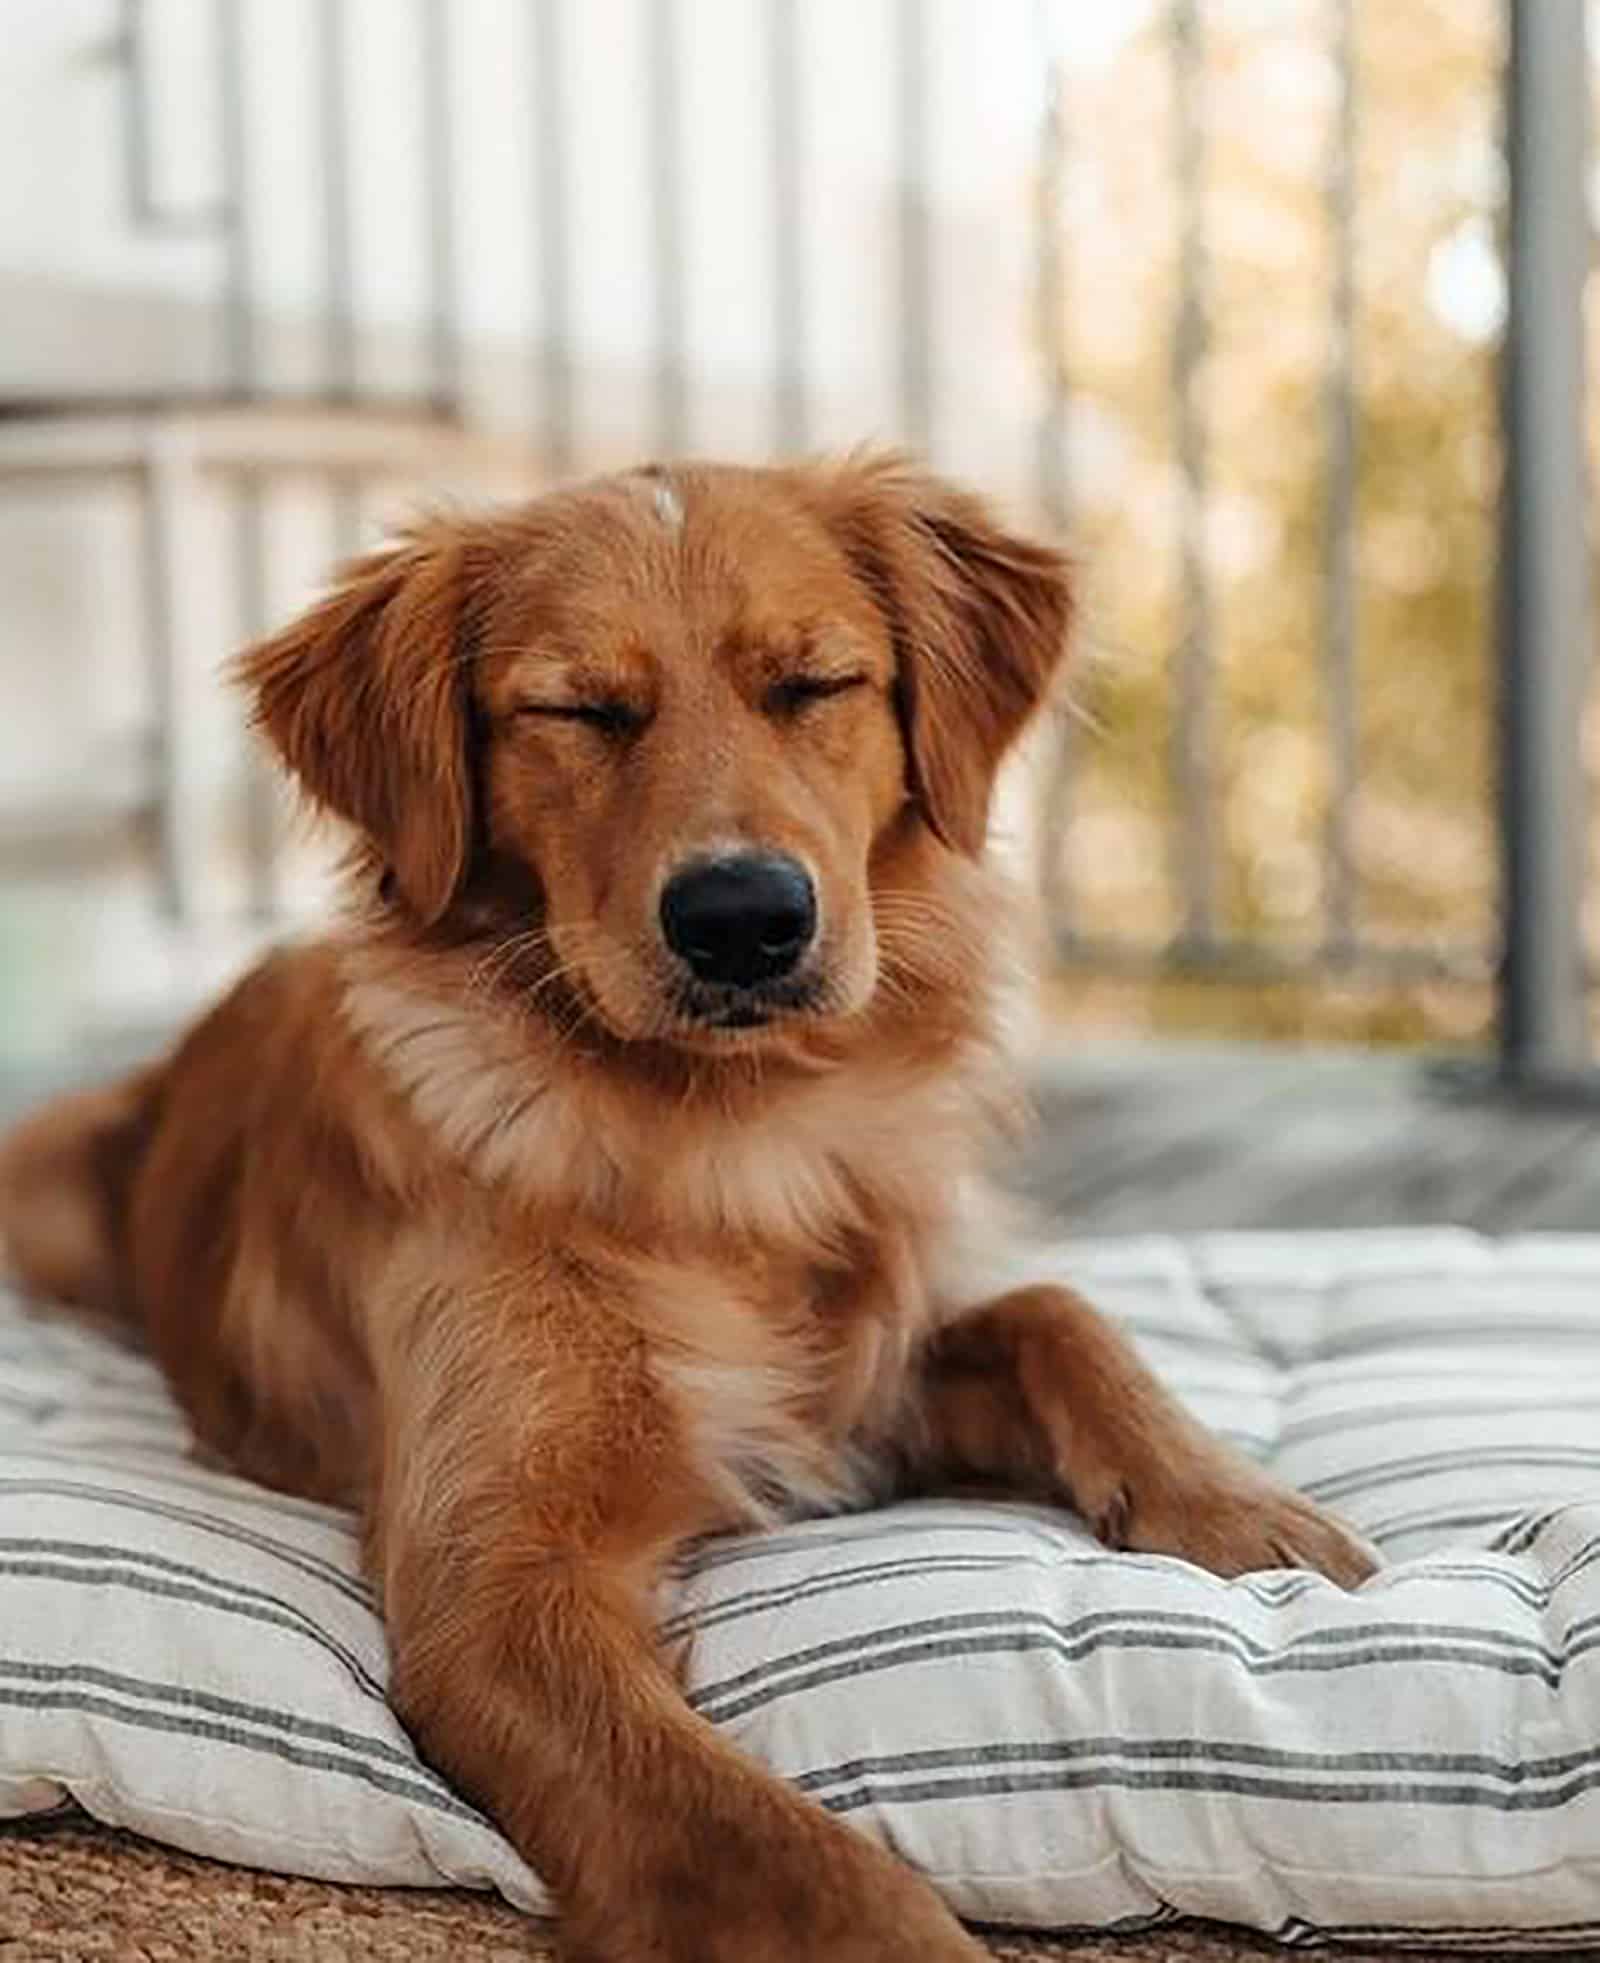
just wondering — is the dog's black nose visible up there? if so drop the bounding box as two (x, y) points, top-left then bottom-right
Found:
(659, 854), (818, 989)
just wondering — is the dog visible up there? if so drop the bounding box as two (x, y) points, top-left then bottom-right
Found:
(0, 455), (1374, 1963)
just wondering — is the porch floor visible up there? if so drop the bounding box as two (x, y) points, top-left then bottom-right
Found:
(1013, 1042), (1600, 1236)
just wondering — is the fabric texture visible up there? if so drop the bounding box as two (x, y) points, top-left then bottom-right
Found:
(3, 1230), (1600, 1946)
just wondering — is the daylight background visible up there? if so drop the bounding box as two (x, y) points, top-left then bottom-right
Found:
(0, 0), (1595, 1062)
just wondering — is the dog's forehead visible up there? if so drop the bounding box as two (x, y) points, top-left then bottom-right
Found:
(484, 467), (881, 661)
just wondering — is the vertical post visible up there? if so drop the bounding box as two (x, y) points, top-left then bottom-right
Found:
(138, 439), (186, 921)
(1033, 6), (1069, 537)
(319, 0), (356, 403)
(140, 428), (218, 924)
(1170, 0), (1216, 951)
(420, 0), (462, 416)
(215, 0), (255, 397)
(1033, 1), (1076, 936)
(768, 0), (807, 456)
(234, 473), (278, 922)
(1321, 0), (1360, 964)
(217, 0), (278, 919)
(319, 0), (363, 556)
(647, 0), (687, 458)
(894, 0), (932, 455)
(532, 0), (574, 476)
(119, 0), (158, 229)
(119, 0), (224, 234)
(1497, 0), (1592, 1086)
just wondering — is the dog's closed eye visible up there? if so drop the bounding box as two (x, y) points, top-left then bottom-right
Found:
(514, 700), (645, 737)
(763, 673), (868, 717)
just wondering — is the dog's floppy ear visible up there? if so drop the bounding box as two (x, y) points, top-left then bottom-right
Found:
(235, 519), (478, 925)
(812, 451), (1072, 857)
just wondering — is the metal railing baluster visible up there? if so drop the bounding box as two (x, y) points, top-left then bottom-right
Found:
(1321, 0), (1360, 966)
(1493, 0), (1594, 1089)
(1033, 4), (1076, 931)
(319, 0), (363, 556)
(895, 0), (932, 454)
(216, 0), (277, 916)
(532, 0), (575, 476)
(77, 0), (1598, 1038)
(118, 0), (226, 236)
(215, 0), (255, 398)
(647, 0), (688, 459)
(420, 0), (462, 417)
(139, 450), (185, 919)
(319, 0), (356, 406)
(1033, 25), (1070, 539)
(1170, 0), (1216, 952)
(768, 0), (808, 457)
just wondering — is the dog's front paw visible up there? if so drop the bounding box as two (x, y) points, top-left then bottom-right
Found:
(1087, 1452), (1379, 1587)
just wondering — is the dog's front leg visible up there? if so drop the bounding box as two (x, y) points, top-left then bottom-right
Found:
(366, 1270), (985, 1963)
(910, 1283), (1376, 1585)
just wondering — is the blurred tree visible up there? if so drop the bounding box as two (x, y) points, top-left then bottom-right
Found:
(1041, 0), (1520, 1045)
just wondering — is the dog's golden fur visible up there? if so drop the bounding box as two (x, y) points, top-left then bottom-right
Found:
(0, 456), (1373, 1963)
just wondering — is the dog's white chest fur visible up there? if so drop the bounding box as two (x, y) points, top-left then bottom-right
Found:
(345, 970), (991, 1242)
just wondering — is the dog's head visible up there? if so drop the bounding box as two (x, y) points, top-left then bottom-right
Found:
(239, 455), (1070, 1049)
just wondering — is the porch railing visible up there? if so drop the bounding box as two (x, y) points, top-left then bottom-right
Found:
(4, 0), (1592, 1087)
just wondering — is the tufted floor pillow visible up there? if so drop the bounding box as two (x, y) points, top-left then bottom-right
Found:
(3, 1230), (1600, 1948)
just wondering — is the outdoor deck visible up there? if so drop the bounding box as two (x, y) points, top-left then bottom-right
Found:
(1015, 1044), (1600, 1235)
(3, 1037), (1597, 1238)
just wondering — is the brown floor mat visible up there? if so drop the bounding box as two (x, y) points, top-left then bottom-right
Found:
(1, 1813), (1556, 1963)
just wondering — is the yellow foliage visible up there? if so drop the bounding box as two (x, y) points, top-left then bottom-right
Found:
(1037, 0), (1553, 1046)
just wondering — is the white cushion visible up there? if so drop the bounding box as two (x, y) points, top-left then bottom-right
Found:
(5, 1229), (1600, 1946)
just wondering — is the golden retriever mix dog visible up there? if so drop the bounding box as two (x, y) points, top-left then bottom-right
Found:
(0, 455), (1373, 1962)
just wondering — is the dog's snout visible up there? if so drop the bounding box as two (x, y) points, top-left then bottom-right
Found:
(659, 854), (818, 989)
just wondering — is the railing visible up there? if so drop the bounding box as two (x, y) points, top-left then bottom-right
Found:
(1493, 0), (1594, 1093)
(9, 0), (1594, 1084)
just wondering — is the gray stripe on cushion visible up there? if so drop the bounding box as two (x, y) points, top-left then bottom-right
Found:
(659, 1554), (1029, 1641)
(690, 1609), (1586, 1722)
(10, 1445), (354, 1525)
(1493, 1505), (1593, 1557)
(680, 1508), (1083, 1573)
(681, 1512), (1346, 1601)
(0, 1552), (386, 1700)
(1283, 1396), (1600, 1449)
(816, 1761), (1600, 1817)
(1364, 1553), (1600, 1608)
(661, 1550), (1343, 1646)
(1280, 1918), (1600, 1949)
(793, 1734), (1600, 1793)
(1369, 1505), (1583, 1547)
(0, 1686), (481, 1825)
(1312, 1315), (1600, 1359)
(1305, 1447), (1600, 1505)
(0, 1478), (372, 1605)
(674, 1530), (1600, 1649)
(0, 1658), (424, 1775)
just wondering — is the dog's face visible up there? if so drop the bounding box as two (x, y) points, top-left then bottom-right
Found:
(240, 456), (1070, 1049)
(471, 468), (909, 1042)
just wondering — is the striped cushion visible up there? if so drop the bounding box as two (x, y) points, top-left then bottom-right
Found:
(4, 1230), (1600, 1946)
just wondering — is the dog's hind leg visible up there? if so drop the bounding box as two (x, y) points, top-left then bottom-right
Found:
(0, 1066), (162, 1317)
